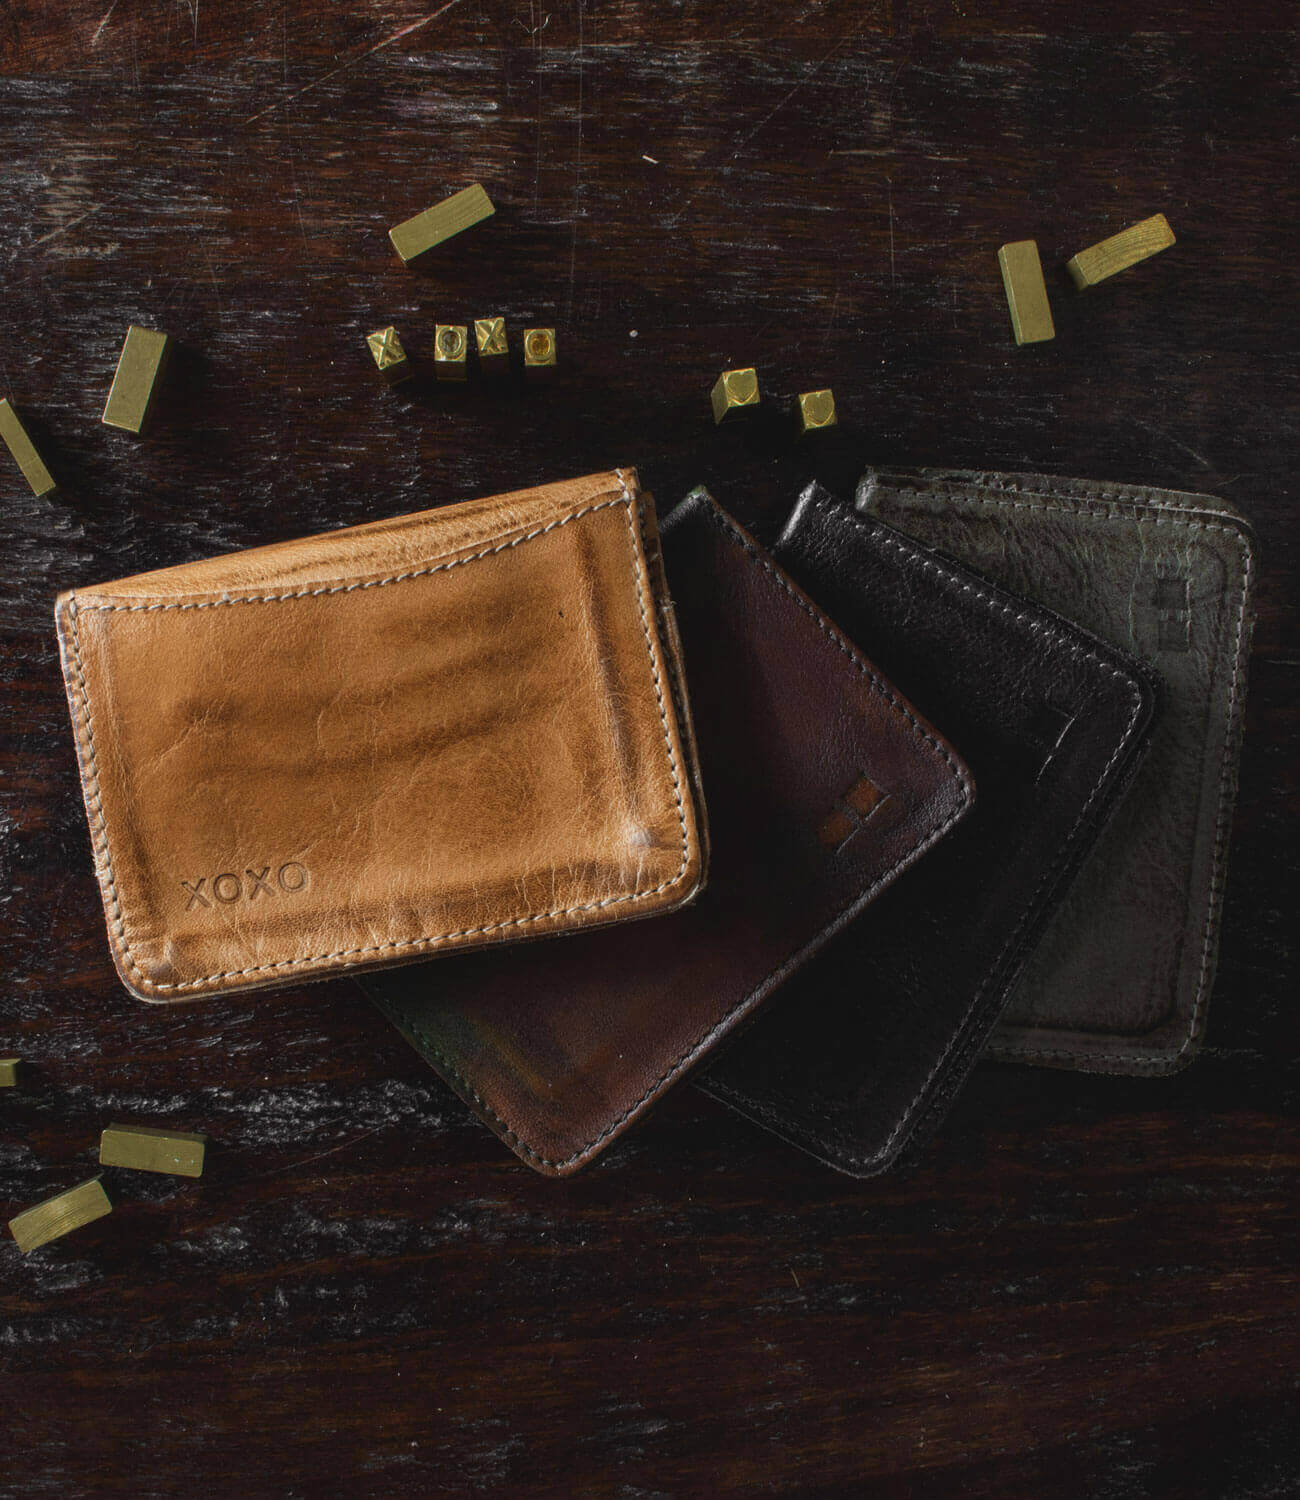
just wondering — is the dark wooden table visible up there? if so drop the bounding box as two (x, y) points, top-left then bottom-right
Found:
(2, 5), (1296, 1495)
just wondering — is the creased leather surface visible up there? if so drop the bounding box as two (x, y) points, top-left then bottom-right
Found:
(700, 484), (1157, 1177)
(861, 468), (1256, 1074)
(55, 468), (705, 1001)
(362, 491), (973, 1175)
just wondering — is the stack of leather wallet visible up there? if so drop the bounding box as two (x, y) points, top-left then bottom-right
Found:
(54, 465), (1256, 1178)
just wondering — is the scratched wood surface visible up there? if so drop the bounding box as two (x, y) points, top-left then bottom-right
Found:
(1, 4), (1297, 1496)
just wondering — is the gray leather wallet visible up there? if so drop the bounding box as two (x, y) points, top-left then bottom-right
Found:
(860, 469), (1257, 1075)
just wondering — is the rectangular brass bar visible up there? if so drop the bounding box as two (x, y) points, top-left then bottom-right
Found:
(522, 328), (556, 377)
(99, 1123), (206, 1177)
(102, 325), (172, 434)
(433, 324), (469, 381)
(389, 183), (495, 265)
(0, 1057), (19, 1087)
(1066, 213), (1176, 288)
(9, 1177), (111, 1254)
(366, 326), (414, 384)
(0, 399), (56, 496)
(475, 317), (509, 373)
(997, 240), (1056, 345)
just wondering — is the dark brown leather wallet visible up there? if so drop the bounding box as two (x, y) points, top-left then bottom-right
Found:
(700, 484), (1158, 1177)
(362, 490), (974, 1175)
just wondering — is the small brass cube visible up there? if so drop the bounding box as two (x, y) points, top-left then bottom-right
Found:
(0, 400), (56, 496)
(102, 324), (172, 434)
(710, 368), (760, 425)
(475, 317), (509, 373)
(366, 326), (414, 384)
(796, 389), (837, 434)
(522, 327), (557, 377)
(433, 324), (469, 381)
(9, 1177), (112, 1254)
(389, 183), (495, 266)
(0, 1057), (19, 1087)
(99, 1123), (207, 1178)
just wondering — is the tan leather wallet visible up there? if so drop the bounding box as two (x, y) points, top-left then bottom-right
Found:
(54, 469), (706, 1002)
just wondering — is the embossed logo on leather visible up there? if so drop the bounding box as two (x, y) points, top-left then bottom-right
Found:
(1153, 571), (1192, 651)
(181, 863), (309, 910)
(819, 774), (889, 853)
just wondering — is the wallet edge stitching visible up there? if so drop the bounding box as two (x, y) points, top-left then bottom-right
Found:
(878, 482), (1256, 1072)
(378, 493), (977, 1172)
(702, 490), (1153, 1171)
(60, 471), (699, 997)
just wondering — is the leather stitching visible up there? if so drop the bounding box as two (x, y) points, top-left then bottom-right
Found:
(697, 500), (976, 794)
(61, 471), (697, 996)
(377, 495), (975, 1171)
(74, 492), (632, 612)
(702, 490), (1151, 1171)
(877, 479), (1255, 1072)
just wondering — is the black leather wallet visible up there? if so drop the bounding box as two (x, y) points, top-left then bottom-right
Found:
(860, 469), (1257, 1073)
(361, 491), (972, 1175)
(699, 483), (1158, 1177)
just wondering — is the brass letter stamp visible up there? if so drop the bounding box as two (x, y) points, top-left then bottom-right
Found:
(522, 328), (556, 378)
(366, 326), (414, 384)
(997, 241), (1055, 345)
(0, 399), (56, 496)
(99, 1124), (207, 1178)
(711, 368), (760, 424)
(796, 389), (837, 434)
(389, 183), (495, 265)
(475, 317), (509, 374)
(102, 325), (172, 434)
(434, 324), (469, 381)
(9, 1177), (112, 1254)
(1067, 214), (1175, 289)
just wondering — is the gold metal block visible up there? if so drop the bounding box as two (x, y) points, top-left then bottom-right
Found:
(997, 241), (1056, 346)
(1066, 213), (1176, 289)
(366, 326), (414, 384)
(0, 1057), (19, 1087)
(102, 324), (172, 434)
(389, 183), (495, 265)
(99, 1123), (206, 1177)
(522, 327), (557, 376)
(9, 1177), (111, 1254)
(475, 317), (509, 373)
(0, 399), (56, 496)
(797, 389), (837, 434)
(710, 367), (760, 424)
(433, 324), (469, 381)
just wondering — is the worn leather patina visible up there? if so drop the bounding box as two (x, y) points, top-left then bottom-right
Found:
(363, 491), (973, 1175)
(55, 468), (705, 1001)
(860, 468), (1257, 1074)
(700, 484), (1158, 1177)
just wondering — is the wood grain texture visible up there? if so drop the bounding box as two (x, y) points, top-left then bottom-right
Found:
(1, 4), (1297, 1496)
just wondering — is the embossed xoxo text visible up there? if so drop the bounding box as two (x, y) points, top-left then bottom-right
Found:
(182, 862), (309, 910)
